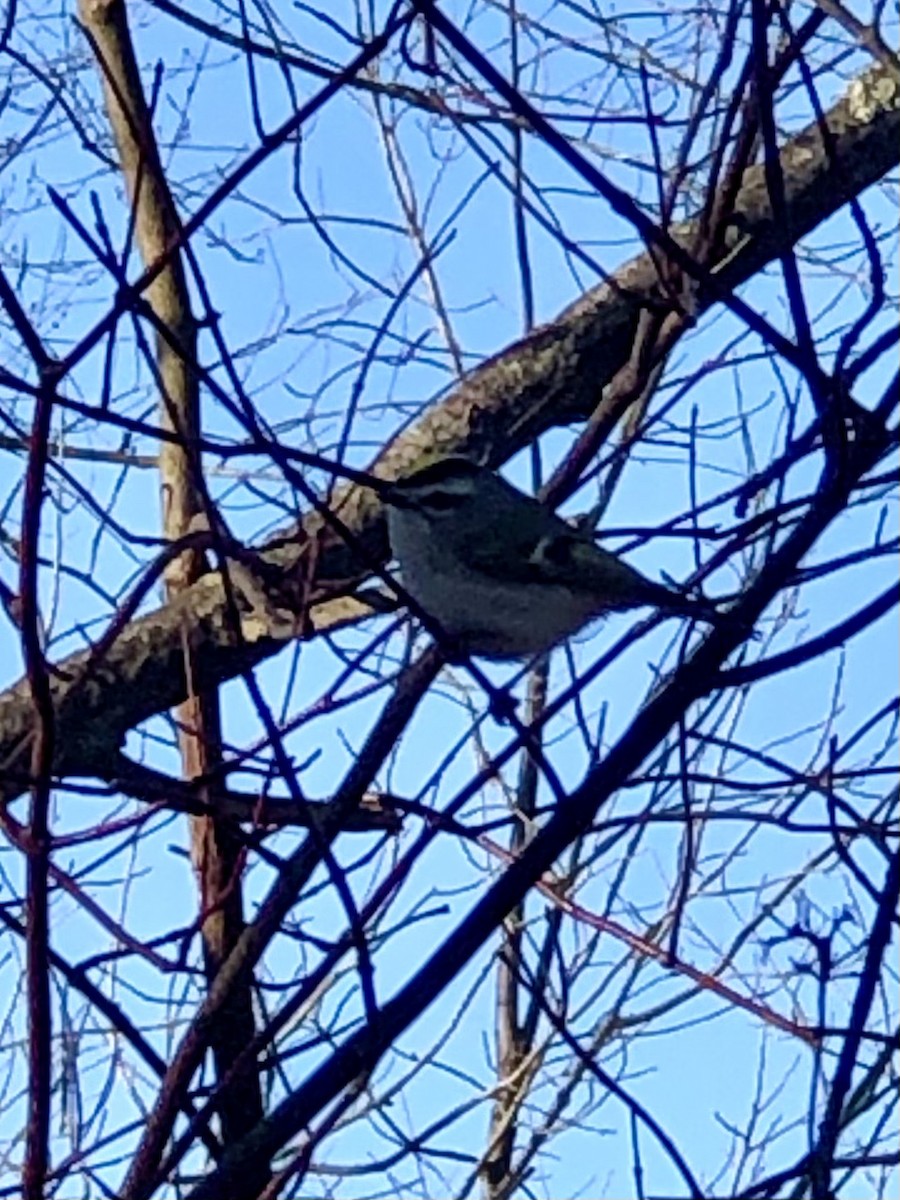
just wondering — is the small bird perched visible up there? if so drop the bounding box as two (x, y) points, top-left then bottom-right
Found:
(383, 456), (726, 660)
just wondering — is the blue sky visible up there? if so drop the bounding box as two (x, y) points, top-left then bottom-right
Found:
(0, 2), (897, 1196)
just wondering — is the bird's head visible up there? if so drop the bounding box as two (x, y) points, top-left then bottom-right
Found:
(382, 457), (499, 525)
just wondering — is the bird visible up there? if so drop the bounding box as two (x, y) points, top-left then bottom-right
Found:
(382, 456), (728, 661)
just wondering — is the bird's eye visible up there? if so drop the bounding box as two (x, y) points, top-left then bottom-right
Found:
(540, 534), (578, 566)
(423, 491), (462, 512)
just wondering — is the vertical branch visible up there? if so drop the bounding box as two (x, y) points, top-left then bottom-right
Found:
(483, 10), (542, 1172)
(809, 851), (900, 1197)
(76, 0), (264, 1174)
(0, 266), (58, 1200)
(21, 374), (55, 1200)
(482, 663), (547, 1197)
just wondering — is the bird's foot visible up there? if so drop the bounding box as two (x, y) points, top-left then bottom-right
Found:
(487, 685), (519, 724)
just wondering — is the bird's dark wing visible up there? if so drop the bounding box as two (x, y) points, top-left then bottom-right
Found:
(459, 506), (579, 585)
(464, 518), (728, 620)
(461, 535), (543, 583)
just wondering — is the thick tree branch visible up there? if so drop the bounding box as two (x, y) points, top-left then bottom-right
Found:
(0, 65), (898, 799)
